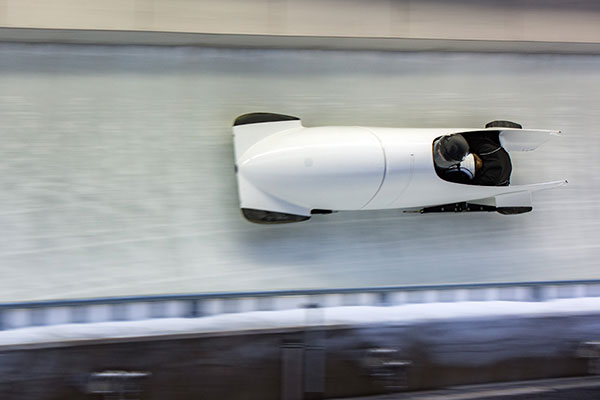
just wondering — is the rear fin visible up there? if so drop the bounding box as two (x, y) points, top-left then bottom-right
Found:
(472, 181), (566, 207)
(498, 128), (561, 152)
(509, 180), (568, 192)
(475, 180), (567, 214)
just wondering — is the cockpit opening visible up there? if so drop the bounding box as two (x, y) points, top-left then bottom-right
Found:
(433, 131), (512, 186)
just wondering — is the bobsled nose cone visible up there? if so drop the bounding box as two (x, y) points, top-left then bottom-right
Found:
(236, 126), (385, 209)
(239, 149), (298, 185)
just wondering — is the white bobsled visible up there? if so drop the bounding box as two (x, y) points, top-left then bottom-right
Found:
(232, 113), (566, 224)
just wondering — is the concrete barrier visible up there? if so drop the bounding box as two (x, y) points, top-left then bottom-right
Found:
(0, 311), (599, 399)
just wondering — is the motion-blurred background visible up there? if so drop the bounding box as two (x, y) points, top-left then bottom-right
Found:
(1, 2), (600, 399)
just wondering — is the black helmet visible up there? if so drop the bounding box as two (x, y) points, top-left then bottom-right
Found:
(433, 134), (469, 168)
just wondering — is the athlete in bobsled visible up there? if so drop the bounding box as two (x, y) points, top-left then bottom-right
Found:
(433, 128), (513, 187)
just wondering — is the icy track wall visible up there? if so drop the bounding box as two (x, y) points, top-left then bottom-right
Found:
(1, 43), (600, 301)
(1, 299), (600, 399)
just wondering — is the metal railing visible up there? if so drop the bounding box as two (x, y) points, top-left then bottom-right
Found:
(1, 279), (599, 331)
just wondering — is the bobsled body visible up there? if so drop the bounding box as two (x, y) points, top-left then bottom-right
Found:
(232, 113), (565, 223)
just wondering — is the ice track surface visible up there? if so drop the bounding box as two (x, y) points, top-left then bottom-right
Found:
(1, 43), (599, 301)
